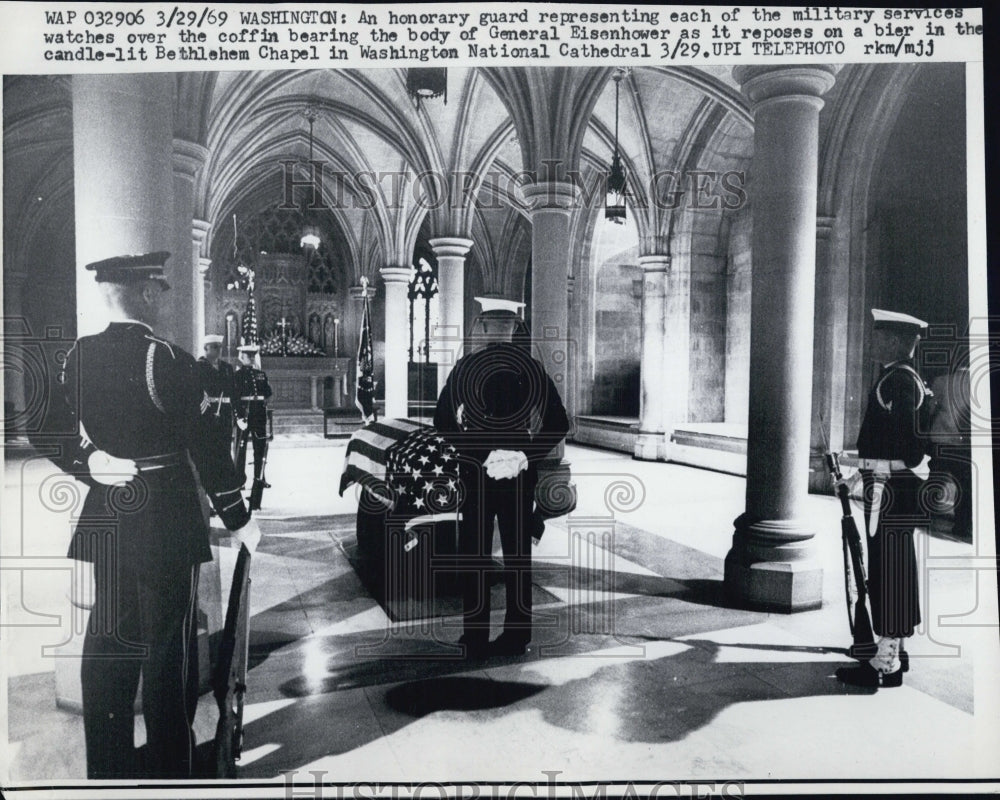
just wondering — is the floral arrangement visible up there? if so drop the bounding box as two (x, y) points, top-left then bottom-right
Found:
(260, 332), (325, 357)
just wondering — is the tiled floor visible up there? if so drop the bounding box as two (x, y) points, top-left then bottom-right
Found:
(3, 441), (998, 787)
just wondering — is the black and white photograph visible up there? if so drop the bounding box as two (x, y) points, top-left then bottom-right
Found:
(0, 3), (995, 797)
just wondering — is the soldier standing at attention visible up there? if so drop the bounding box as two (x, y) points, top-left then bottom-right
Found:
(837, 308), (932, 689)
(30, 252), (260, 778)
(434, 298), (569, 658)
(234, 342), (272, 508)
(197, 334), (237, 457)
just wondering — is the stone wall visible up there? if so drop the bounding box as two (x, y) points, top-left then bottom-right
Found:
(591, 245), (641, 416)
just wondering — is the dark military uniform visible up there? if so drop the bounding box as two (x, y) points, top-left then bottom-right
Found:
(434, 341), (569, 646)
(234, 363), (272, 490)
(856, 358), (932, 638)
(35, 321), (251, 779)
(197, 356), (237, 452)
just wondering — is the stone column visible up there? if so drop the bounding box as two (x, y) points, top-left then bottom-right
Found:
(724, 65), (838, 612)
(73, 75), (174, 337)
(3, 270), (29, 440)
(523, 181), (578, 407)
(809, 215), (843, 493)
(169, 140), (208, 353)
(192, 222), (212, 345)
(380, 267), (411, 419)
(635, 255), (670, 460)
(428, 236), (473, 391)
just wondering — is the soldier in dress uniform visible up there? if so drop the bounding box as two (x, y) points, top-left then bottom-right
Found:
(197, 334), (237, 455)
(434, 298), (569, 658)
(234, 343), (272, 508)
(29, 252), (260, 778)
(837, 308), (933, 689)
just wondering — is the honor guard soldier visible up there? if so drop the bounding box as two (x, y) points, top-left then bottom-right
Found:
(29, 252), (260, 778)
(837, 308), (933, 689)
(197, 334), (237, 454)
(434, 297), (569, 658)
(234, 343), (272, 508)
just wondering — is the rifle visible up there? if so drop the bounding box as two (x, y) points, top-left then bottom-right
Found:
(824, 450), (876, 658)
(213, 542), (252, 777)
(249, 409), (273, 511)
(816, 412), (875, 657)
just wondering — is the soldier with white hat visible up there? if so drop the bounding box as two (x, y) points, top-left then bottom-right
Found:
(837, 308), (933, 689)
(434, 297), (569, 658)
(197, 334), (237, 457)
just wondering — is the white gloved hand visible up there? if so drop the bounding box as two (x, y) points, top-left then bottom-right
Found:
(485, 450), (528, 480)
(236, 417), (249, 431)
(87, 450), (138, 486)
(231, 517), (262, 554)
(911, 454), (932, 481)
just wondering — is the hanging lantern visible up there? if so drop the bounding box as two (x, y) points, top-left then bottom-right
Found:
(406, 68), (447, 106)
(605, 68), (629, 224)
(300, 225), (321, 250)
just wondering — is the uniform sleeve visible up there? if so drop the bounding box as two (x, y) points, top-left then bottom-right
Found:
(162, 347), (251, 530)
(432, 359), (490, 463)
(523, 370), (570, 463)
(28, 342), (99, 487)
(260, 370), (272, 399)
(887, 370), (927, 468)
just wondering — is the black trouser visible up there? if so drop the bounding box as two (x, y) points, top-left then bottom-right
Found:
(81, 556), (201, 779)
(235, 419), (267, 484)
(458, 465), (537, 641)
(862, 470), (923, 638)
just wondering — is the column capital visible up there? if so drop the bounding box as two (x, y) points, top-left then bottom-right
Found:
(522, 181), (580, 216)
(349, 284), (376, 300)
(637, 254), (671, 273)
(379, 266), (412, 285)
(428, 237), (474, 258)
(172, 138), (209, 181)
(191, 218), (211, 247)
(733, 65), (840, 109)
(197, 256), (212, 277)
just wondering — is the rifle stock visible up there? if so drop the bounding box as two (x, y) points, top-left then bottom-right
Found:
(213, 543), (252, 778)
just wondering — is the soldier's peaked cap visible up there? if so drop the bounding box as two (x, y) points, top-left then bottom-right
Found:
(202, 334), (224, 347)
(475, 296), (525, 316)
(871, 308), (927, 335)
(85, 251), (171, 289)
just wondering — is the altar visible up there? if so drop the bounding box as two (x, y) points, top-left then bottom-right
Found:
(262, 355), (352, 410)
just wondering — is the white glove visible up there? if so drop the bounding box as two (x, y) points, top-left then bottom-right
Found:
(87, 450), (138, 486)
(236, 418), (248, 431)
(911, 454), (932, 481)
(231, 517), (262, 554)
(484, 450), (528, 480)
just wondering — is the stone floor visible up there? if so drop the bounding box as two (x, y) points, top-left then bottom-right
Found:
(3, 440), (999, 790)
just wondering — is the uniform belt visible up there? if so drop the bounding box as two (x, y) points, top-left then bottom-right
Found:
(206, 396), (231, 404)
(858, 458), (908, 472)
(133, 452), (185, 472)
(240, 395), (267, 401)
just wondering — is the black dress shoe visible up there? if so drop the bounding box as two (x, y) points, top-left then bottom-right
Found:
(490, 631), (530, 657)
(457, 633), (489, 659)
(835, 662), (903, 688)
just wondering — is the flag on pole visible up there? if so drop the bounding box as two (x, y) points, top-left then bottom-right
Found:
(356, 276), (377, 423)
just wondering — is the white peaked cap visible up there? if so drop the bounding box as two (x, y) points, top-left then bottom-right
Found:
(871, 308), (928, 334)
(202, 334), (224, 347)
(475, 296), (525, 314)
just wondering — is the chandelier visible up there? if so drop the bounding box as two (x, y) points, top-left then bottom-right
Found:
(406, 68), (448, 107)
(605, 68), (630, 224)
(298, 103), (322, 250)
